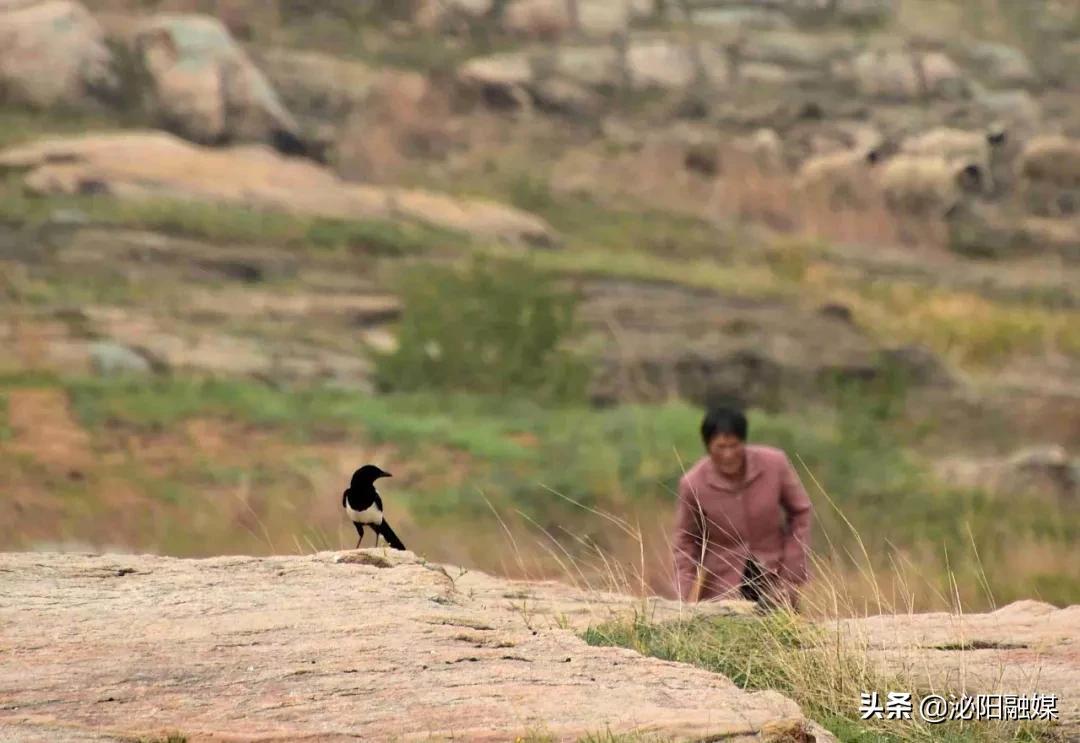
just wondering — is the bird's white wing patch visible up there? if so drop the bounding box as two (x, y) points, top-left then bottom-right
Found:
(345, 503), (383, 525)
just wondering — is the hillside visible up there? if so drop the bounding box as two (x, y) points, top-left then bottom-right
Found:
(1, 0), (1078, 612)
(1, 550), (1077, 742)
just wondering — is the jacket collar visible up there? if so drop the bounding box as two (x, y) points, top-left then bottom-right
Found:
(706, 446), (763, 491)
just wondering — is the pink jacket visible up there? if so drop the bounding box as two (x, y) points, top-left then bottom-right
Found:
(672, 445), (813, 602)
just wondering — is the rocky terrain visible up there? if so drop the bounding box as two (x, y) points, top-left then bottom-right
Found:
(0, 0), (1077, 644)
(0, 550), (826, 742)
(1, 550), (1077, 742)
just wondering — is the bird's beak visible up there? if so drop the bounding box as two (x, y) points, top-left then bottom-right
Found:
(382, 472), (393, 478)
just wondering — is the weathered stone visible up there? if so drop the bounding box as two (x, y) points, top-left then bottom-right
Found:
(850, 48), (921, 100)
(935, 445), (1079, 503)
(0, 0), (116, 109)
(502, 0), (633, 38)
(579, 279), (886, 409)
(850, 48), (968, 100)
(257, 47), (377, 124)
(969, 42), (1038, 87)
(919, 50), (969, 99)
(577, 0), (634, 36)
(0, 550), (838, 742)
(463, 50), (534, 83)
(88, 340), (154, 376)
(626, 38), (697, 90)
(414, 0), (494, 32)
(739, 62), (799, 86)
(552, 44), (622, 88)
(502, 0), (573, 38)
(692, 7), (794, 31)
(740, 31), (852, 69)
(532, 77), (604, 117)
(975, 88), (1042, 137)
(879, 344), (955, 388)
(832, 0), (894, 24)
(834, 600), (1080, 733)
(0, 132), (558, 246)
(133, 14), (305, 152)
(459, 51), (535, 105)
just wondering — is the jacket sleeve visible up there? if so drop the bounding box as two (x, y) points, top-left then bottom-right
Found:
(778, 454), (812, 585)
(672, 476), (705, 601)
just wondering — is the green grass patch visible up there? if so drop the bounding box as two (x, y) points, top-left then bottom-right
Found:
(501, 172), (735, 260)
(374, 256), (590, 402)
(0, 393), (11, 441)
(584, 614), (1063, 742)
(3, 369), (1076, 605)
(0, 107), (131, 150)
(0, 179), (466, 255)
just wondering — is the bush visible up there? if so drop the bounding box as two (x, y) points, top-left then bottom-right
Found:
(373, 257), (590, 401)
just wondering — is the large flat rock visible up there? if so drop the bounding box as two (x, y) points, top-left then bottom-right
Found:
(835, 600), (1080, 732)
(0, 550), (831, 742)
(0, 132), (556, 247)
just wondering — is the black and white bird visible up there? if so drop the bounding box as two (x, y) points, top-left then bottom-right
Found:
(342, 464), (406, 550)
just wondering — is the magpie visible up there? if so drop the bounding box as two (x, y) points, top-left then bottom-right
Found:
(342, 464), (406, 550)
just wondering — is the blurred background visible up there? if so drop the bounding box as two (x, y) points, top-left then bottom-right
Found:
(0, 0), (1077, 613)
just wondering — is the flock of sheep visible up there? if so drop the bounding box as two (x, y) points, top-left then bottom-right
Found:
(793, 127), (1080, 223)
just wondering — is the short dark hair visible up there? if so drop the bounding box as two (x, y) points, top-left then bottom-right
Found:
(701, 405), (748, 446)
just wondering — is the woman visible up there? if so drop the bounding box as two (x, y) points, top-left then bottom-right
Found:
(672, 405), (813, 610)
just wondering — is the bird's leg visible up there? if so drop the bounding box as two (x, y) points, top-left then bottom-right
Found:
(374, 533), (380, 548)
(353, 523), (364, 550)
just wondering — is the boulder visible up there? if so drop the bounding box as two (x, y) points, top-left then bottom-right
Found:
(502, 0), (633, 38)
(88, 340), (154, 376)
(461, 51), (535, 86)
(256, 48), (377, 125)
(919, 51), (968, 99)
(849, 49), (921, 100)
(879, 344), (954, 388)
(551, 44), (622, 89)
(968, 42), (1038, 87)
(0, 0), (116, 109)
(502, 0), (574, 38)
(0, 132), (558, 246)
(459, 51), (535, 108)
(935, 445), (1079, 503)
(626, 38), (697, 90)
(692, 7), (793, 31)
(740, 31), (852, 70)
(0, 551), (839, 742)
(413, 0), (494, 32)
(133, 14), (305, 153)
(577, 0), (634, 37)
(974, 89), (1042, 138)
(849, 48), (968, 100)
(1006, 445), (1079, 501)
(579, 279), (884, 409)
(831, 0), (895, 24)
(532, 77), (604, 118)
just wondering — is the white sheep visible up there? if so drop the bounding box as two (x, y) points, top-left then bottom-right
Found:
(878, 154), (985, 218)
(899, 126), (1010, 193)
(1019, 135), (1080, 188)
(795, 147), (881, 209)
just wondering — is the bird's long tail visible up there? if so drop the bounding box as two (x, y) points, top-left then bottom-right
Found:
(375, 520), (406, 550)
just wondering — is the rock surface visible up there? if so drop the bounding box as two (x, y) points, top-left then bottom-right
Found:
(0, 550), (833, 743)
(0, 0), (116, 109)
(834, 600), (1080, 732)
(132, 14), (305, 152)
(0, 132), (556, 246)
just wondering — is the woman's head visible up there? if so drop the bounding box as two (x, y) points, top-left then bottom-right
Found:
(701, 405), (748, 477)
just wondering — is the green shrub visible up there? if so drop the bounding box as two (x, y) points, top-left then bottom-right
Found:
(374, 256), (589, 401)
